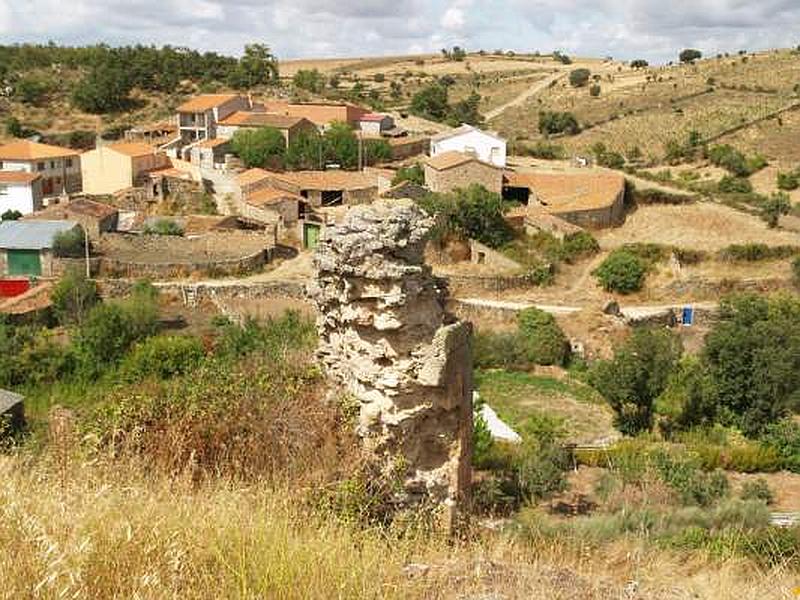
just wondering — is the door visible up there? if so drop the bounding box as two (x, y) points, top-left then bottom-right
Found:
(7, 249), (41, 276)
(303, 223), (321, 250)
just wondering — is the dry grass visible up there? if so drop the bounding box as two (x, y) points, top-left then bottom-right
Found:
(1, 454), (799, 600)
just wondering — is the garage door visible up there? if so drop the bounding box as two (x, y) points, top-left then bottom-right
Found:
(7, 249), (41, 276)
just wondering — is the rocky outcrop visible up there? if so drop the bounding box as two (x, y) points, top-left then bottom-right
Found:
(308, 199), (473, 529)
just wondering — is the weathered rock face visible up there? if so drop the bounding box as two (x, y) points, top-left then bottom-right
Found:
(308, 199), (473, 528)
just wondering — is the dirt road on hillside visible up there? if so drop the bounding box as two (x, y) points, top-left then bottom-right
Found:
(485, 71), (567, 121)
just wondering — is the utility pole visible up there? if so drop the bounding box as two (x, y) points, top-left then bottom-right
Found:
(83, 227), (90, 278)
(357, 130), (363, 171)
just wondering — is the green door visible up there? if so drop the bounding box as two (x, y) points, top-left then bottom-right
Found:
(7, 249), (41, 276)
(303, 223), (321, 250)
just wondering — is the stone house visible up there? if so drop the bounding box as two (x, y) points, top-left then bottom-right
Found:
(237, 167), (379, 208)
(175, 94), (251, 144)
(81, 142), (172, 195)
(430, 124), (507, 168)
(424, 151), (503, 194)
(503, 171), (626, 229)
(0, 140), (82, 198)
(216, 112), (317, 146)
(244, 187), (305, 226)
(0, 219), (80, 277)
(0, 171), (43, 215)
(25, 198), (118, 241)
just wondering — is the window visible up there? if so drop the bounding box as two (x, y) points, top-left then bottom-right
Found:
(50, 161), (56, 169)
(66, 159), (73, 168)
(37, 162), (45, 171)
(0, 185), (8, 196)
(0, 161), (4, 169)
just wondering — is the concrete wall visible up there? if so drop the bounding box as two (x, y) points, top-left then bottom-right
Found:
(432, 130), (506, 167)
(0, 180), (43, 215)
(425, 160), (503, 194)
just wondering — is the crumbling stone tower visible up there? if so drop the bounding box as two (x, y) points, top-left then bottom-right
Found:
(309, 199), (473, 528)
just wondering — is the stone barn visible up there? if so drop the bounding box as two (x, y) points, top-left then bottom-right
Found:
(424, 151), (503, 195)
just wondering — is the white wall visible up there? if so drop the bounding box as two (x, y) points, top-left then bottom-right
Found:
(0, 182), (41, 215)
(431, 129), (507, 167)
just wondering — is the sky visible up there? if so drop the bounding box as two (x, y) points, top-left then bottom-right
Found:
(0, 0), (797, 64)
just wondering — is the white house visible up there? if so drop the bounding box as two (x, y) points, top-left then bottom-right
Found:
(0, 171), (43, 215)
(430, 124), (507, 168)
(0, 140), (82, 197)
(358, 113), (395, 136)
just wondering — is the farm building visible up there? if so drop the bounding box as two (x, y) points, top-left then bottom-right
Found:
(237, 168), (381, 208)
(358, 113), (395, 136)
(0, 171), (43, 215)
(265, 101), (370, 129)
(424, 151), (503, 194)
(504, 171), (626, 229)
(26, 198), (118, 240)
(430, 125), (507, 167)
(81, 142), (171, 195)
(0, 220), (80, 277)
(216, 112), (317, 146)
(0, 140), (81, 198)
(243, 187), (306, 228)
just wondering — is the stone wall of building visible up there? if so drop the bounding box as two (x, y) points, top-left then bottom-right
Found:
(425, 161), (503, 194)
(308, 199), (473, 530)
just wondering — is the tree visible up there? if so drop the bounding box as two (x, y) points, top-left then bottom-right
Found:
(593, 249), (646, 294)
(630, 59), (649, 69)
(72, 61), (132, 113)
(761, 191), (791, 228)
(417, 185), (514, 249)
(293, 68), (324, 93)
(5, 117), (23, 138)
(657, 357), (719, 432)
(51, 269), (99, 326)
(230, 126), (286, 168)
(322, 121), (358, 168)
(538, 111), (580, 136)
(52, 227), (87, 258)
(569, 68), (591, 87)
(680, 49), (702, 63)
(517, 308), (570, 366)
(1, 209), (21, 221)
(703, 293), (800, 436)
(409, 83), (450, 121)
(590, 328), (683, 435)
(227, 43), (278, 88)
(285, 130), (323, 170)
(14, 76), (50, 106)
(447, 91), (484, 127)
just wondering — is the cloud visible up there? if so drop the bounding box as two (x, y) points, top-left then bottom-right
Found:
(0, 0), (796, 63)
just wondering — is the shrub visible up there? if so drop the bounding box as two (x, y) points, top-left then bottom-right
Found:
(522, 141), (565, 160)
(590, 328), (682, 436)
(630, 59), (649, 69)
(517, 307), (570, 366)
(1, 209), (22, 221)
(538, 111), (580, 136)
(652, 450), (729, 507)
(761, 191), (791, 228)
(719, 243), (798, 262)
(718, 175), (752, 193)
(293, 68), (324, 93)
(589, 84), (601, 97)
(120, 335), (206, 383)
(761, 420), (800, 473)
(777, 171), (799, 191)
(569, 68), (591, 87)
(740, 478), (774, 504)
(793, 256), (800, 286)
(51, 269), (99, 326)
(143, 219), (183, 236)
(472, 331), (530, 370)
(593, 249), (646, 294)
(52, 227), (87, 258)
(562, 231), (600, 263)
(391, 163), (424, 186)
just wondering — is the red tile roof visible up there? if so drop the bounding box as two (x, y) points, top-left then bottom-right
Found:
(0, 171), (40, 184)
(0, 140), (79, 160)
(177, 94), (242, 113)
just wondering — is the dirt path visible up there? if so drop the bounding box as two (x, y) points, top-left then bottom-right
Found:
(485, 71), (567, 121)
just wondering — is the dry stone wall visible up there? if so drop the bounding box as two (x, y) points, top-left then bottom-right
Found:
(308, 199), (473, 529)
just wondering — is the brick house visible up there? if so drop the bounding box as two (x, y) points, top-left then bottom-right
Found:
(424, 151), (503, 194)
(0, 140), (81, 198)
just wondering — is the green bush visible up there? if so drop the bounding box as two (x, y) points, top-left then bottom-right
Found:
(517, 307), (570, 366)
(51, 269), (99, 326)
(1, 209), (21, 221)
(761, 420), (800, 473)
(521, 141), (565, 160)
(761, 191), (791, 228)
(740, 478), (774, 504)
(569, 68), (591, 87)
(143, 219), (183, 236)
(793, 256), (800, 286)
(589, 84), (601, 97)
(562, 231), (600, 263)
(593, 249), (646, 294)
(718, 175), (752, 193)
(652, 450), (729, 507)
(391, 163), (424, 186)
(52, 227), (87, 258)
(719, 243), (799, 262)
(472, 331), (530, 370)
(214, 312), (316, 360)
(231, 126), (286, 169)
(777, 171), (799, 191)
(120, 335), (206, 383)
(538, 111), (580, 136)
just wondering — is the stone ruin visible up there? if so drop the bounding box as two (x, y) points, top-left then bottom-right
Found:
(308, 199), (473, 529)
